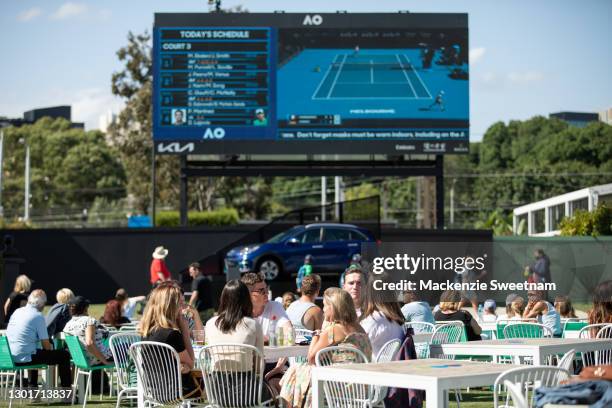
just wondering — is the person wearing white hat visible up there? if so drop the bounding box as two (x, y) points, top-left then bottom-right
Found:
(150, 246), (171, 287)
(253, 108), (267, 126)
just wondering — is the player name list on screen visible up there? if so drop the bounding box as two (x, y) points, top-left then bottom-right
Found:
(158, 28), (270, 127)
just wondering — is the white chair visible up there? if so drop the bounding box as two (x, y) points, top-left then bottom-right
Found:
(198, 343), (277, 407)
(594, 324), (612, 365)
(315, 346), (372, 408)
(493, 366), (570, 408)
(129, 341), (198, 407)
(503, 380), (529, 408)
(108, 333), (141, 408)
(578, 324), (612, 367)
(370, 339), (401, 407)
(556, 349), (575, 372)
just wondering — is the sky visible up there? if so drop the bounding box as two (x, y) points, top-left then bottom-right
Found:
(0, 0), (610, 141)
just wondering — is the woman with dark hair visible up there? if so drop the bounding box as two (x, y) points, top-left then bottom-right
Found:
(63, 296), (113, 365)
(588, 280), (612, 325)
(434, 290), (482, 341)
(100, 299), (131, 328)
(204, 280), (263, 352)
(554, 295), (578, 319)
(359, 274), (405, 356)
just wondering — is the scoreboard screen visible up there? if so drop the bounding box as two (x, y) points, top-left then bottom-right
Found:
(153, 13), (469, 155)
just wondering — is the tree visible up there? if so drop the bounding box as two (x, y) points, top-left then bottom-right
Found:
(0, 118), (126, 222)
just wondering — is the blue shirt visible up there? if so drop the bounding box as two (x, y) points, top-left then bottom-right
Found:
(6, 304), (48, 363)
(401, 301), (435, 328)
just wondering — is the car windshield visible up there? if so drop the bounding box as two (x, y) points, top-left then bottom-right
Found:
(266, 227), (301, 243)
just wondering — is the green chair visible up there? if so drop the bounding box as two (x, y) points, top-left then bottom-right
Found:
(64, 335), (114, 408)
(0, 336), (48, 408)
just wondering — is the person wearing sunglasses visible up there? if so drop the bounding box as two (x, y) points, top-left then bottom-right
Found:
(240, 272), (293, 392)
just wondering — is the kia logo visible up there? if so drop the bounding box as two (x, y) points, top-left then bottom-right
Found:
(157, 142), (195, 154)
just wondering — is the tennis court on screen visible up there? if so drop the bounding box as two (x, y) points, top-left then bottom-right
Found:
(312, 53), (432, 100)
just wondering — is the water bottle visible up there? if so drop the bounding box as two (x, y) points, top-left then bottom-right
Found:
(276, 325), (284, 346)
(285, 326), (295, 346)
(269, 316), (277, 347)
(478, 304), (484, 322)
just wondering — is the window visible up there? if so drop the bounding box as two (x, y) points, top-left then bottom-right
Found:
(532, 209), (545, 234)
(516, 213), (528, 235)
(570, 198), (588, 214)
(323, 228), (351, 242)
(549, 204), (565, 231)
(349, 230), (368, 241)
(299, 228), (321, 243)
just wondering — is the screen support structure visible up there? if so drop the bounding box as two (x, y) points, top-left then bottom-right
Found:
(173, 155), (445, 230)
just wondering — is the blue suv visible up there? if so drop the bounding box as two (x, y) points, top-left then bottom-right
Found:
(224, 223), (376, 280)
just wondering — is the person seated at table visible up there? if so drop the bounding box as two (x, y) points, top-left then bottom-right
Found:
(286, 274), (323, 332)
(481, 299), (498, 322)
(434, 290), (482, 341)
(7, 290), (72, 389)
(341, 266), (365, 317)
(63, 296), (113, 365)
(505, 293), (526, 320)
(204, 280), (273, 402)
(523, 290), (562, 337)
(241, 272), (292, 391)
(46, 288), (74, 339)
(100, 299), (131, 328)
(282, 292), (296, 310)
(280, 287), (372, 408)
(401, 290), (435, 329)
(181, 298), (205, 340)
(554, 295), (578, 319)
(115, 288), (146, 321)
(3, 274), (32, 328)
(588, 280), (612, 327)
(360, 273), (404, 356)
(139, 282), (199, 398)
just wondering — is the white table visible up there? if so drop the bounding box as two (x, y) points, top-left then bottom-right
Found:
(431, 338), (612, 365)
(312, 358), (521, 408)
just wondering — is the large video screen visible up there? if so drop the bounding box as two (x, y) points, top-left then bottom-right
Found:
(153, 13), (469, 155)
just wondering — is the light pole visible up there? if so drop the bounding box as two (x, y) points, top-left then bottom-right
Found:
(0, 128), (4, 218)
(19, 138), (30, 222)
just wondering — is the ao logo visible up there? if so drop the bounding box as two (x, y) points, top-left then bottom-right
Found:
(203, 128), (225, 139)
(303, 14), (323, 25)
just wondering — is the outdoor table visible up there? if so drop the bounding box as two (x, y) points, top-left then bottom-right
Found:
(431, 338), (612, 365)
(191, 344), (309, 363)
(311, 358), (521, 408)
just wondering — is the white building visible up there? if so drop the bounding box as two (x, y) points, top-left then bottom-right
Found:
(513, 183), (612, 236)
(98, 110), (117, 133)
(600, 108), (612, 126)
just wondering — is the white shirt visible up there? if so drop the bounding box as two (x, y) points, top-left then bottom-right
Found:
(254, 301), (290, 336)
(360, 311), (404, 357)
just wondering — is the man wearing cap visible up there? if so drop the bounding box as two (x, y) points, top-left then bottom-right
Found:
(6, 289), (72, 388)
(150, 246), (171, 287)
(253, 108), (267, 126)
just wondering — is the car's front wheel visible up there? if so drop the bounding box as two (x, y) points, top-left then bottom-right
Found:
(257, 257), (281, 281)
